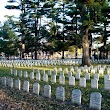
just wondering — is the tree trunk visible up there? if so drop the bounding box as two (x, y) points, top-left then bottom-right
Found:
(62, 50), (64, 59)
(89, 32), (92, 58)
(82, 29), (91, 66)
(35, 43), (38, 60)
(22, 51), (24, 59)
(20, 52), (22, 60)
(75, 47), (78, 59)
(34, 18), (38, 60)
(80, 4), (91, 66)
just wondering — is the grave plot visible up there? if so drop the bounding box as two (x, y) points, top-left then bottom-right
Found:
(0, 64), (110, 110)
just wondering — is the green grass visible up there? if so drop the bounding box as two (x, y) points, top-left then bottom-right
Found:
(0, 65), (110, 110)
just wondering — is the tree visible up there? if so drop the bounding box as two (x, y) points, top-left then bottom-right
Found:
(74, 0), (108, 66)
(27, 0), (46, 59)
(4, 0), (110, 63)
(44, 0), (75, 59)
(65, 1), (81, 58)
(0, 19), (19, 58)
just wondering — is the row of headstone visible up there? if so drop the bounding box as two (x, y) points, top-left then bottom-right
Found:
(9, 68), (110, 90)
(8, 64), (110, 81)
(9, 69), (90, 87)
(1, 77), (102, 110)
(1, 59), (110, 68)
(47, 67), (105, 81)
(93, 59), (110, 64)
(11, 68), (99, 80)
(10, 68), (98, 80)
(0, 59), (83, 68)
(5, 59), (106, 69)
(7, 71), (110, 91)
(55, 65), (106, 75)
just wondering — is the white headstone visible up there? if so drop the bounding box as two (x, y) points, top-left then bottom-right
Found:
(94, 74), (99, 81)
(75, 72), (80, 80)
(19, 71), (22, 77)
(104, 80), (110, 90)
(8, 78), (13, 88)
(68, 72), (73, 77)
(59, 68), (62, 71)
(30, 72), (34, 79)
(15, 79), (21, 90)
(91, 69), (95, 74)
(104, 74), (110, 82)
(1, 77), (6, 86)
(10, 69), (13, 74)
(43, 85), (51, 98)
(36, 69), (40, 74)
(76, 69), (81, 73)
(85, 69), (89, 73)
(41, 70), (45, 75)
(59, 76), (65, 84)
(90, 92), (102, 110)
(88, 67), (91, 72)
(98, 69), (104, 76)
(71, 89), (81, 105)
(24, 71), (28, 78)
(56, 86), (65, 101)
(69, 76), (75, 86)
(23, 80), (29, 92)
(60, 71), (64, 76)
(48, 70), (51, 76)
(79, 77), (86, 87)
(51, 75), (56, 83)
(85, 73), (90, 80)
(70, 67), (74, 73)
(94, 67), (98, 73)
(43, 74), (48, 82)
(107, 68), (110, 75)
(53, 69), (57, 75)
(64, 68), (68, 74)
(91, 79), (98, 89)
(14, 70), (17, 76)
(54, 67), (57, 72)
(33, 83), (40, 95)
(36, 72), (41, 81)
(32, 68), (34, 73)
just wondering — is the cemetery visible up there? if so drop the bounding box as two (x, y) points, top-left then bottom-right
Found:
(1, 0), (110, 110)
(0, 59), (110, 110)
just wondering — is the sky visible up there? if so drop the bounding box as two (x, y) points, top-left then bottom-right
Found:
(0, 0), (20, 24)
